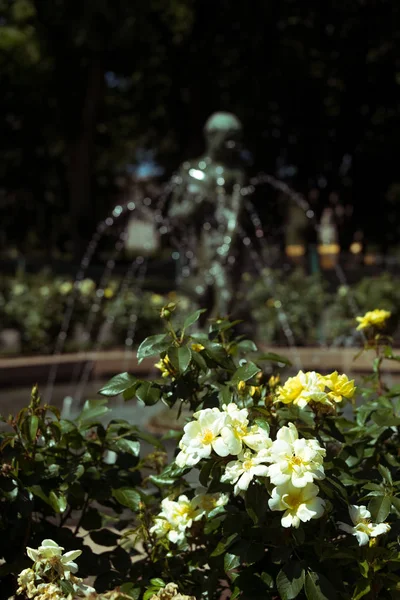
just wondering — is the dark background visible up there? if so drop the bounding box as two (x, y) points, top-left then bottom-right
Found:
(0, 0), (399, 263)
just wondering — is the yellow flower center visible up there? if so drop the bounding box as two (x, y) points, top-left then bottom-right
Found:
(285, 495), (302, 511)
(201, 430), (215, 444)
(290, 455), (303, 466)
(243, 459), (254, 471)
(177, 505), (191, 517)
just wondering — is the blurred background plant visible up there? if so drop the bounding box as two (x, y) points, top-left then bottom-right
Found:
(0, 270), (194, 355)
(244, 268), (330, 346)
(322, 273), (400, 346)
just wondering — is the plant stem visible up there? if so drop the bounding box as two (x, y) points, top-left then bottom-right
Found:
(73, 494), (89, 536)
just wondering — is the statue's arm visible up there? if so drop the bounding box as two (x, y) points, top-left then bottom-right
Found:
(168, 169), (196, 222)
(168, 170), (207, 223)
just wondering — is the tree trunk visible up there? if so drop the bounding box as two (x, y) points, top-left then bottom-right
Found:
(67, 57), (104, 263)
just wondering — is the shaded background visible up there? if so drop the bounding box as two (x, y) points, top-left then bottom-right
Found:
(0, 0), (399, 263)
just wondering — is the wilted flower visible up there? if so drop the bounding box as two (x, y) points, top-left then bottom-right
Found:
(149, 582), (196, 600)
(26, 539), (82, 579)
(35, 582), (64, 600)
(356, 309), (391, 331)
(268, 481), (325, 528)
(338, 504), (391, 546)
(17, 568), (36, 597)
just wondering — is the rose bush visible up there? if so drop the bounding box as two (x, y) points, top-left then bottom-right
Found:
(3, 305), (400, 599)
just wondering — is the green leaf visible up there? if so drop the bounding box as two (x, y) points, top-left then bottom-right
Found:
(28, 415), (39, 441)
(99, 372), (137, 396)
(210, 533), (239, 557)
(199, 459), (214, 487)
(114, 438), (140, 456)
(136, 382), (161, 406)
(224, 552), (240, 573)
(149, 462), (187, 486)
(245, 482), (269, 524)
(254, 417), (270, 434)
(191, 350), (208, 372)
(78, 399), (110, 426)
(49, 491), (67, 514)
(257, 351), (292, 366)
(231, 361), (261, 384)
(351, 579), (371, 600)
(29, 485), (52, 507)
(377, 464), (393, 485)
(236, 339), (258, 353)
(149, 578), (165, 588)
(277, 562), (305, 600)
(391, 496), (400, 513)
(60, 580), (75, 596)
(168, 346), (192, 374)
(305, 572), (337, 600)
(368, 495), (391, 522)
(112, 487), (141, 511)
(359, 560), (369, 579)
(137, 334), (170, 362)
(183, 309), (206, 330)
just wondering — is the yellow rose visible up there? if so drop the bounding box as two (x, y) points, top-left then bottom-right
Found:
(324, 371), (356, 403)
(356, 309), (391, 331)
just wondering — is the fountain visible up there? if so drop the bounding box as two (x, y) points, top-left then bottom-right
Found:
(3, 109), (386, 422)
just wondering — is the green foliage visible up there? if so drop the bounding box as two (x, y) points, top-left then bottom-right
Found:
(0, 270), (193, 354)
(245, 268), (330, 345)
(0, 383), (165, 593)
(2, 306), (400, 599)
(323, 274), (400, 345)
(97, 307), (400, 599)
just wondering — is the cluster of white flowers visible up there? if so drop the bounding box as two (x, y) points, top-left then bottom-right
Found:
(175, 404), (327, 528)
(338, 504), (391, 546)
(175, 403), (271, 468)
(17, 539), (95, 599)
(150, 491), (229, 546)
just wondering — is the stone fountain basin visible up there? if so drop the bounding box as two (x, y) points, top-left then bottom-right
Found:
(1, 346), (399, 387)
(1, 346), (399, 435)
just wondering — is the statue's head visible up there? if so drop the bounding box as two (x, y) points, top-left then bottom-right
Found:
(203, 111), (243, 162)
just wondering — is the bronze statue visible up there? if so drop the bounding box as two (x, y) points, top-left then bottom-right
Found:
(167, 112), (247, 321)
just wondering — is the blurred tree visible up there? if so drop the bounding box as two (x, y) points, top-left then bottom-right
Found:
(0, 0), (399, 258)
(0, 0), (194, 258)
